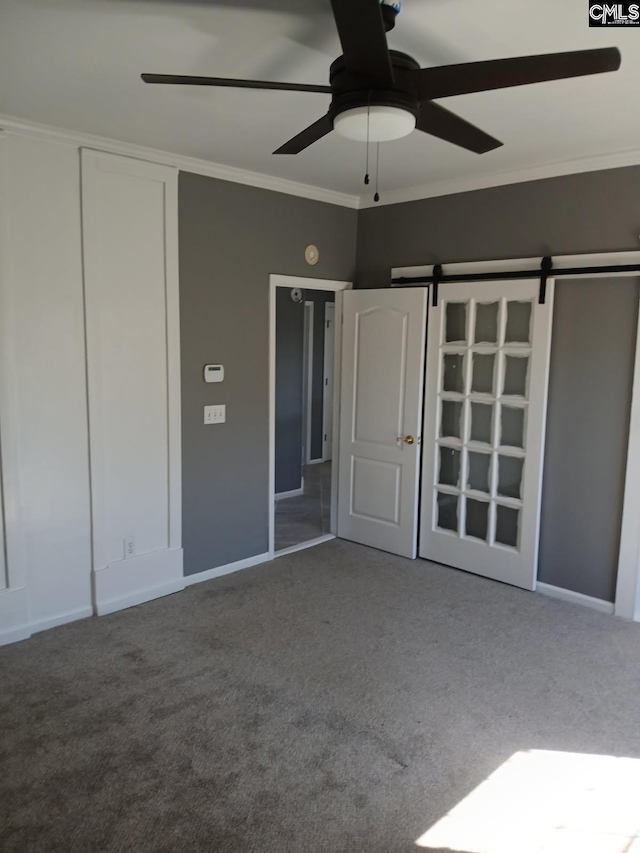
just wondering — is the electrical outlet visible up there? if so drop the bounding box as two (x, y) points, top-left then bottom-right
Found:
(204, 404), (226, 425)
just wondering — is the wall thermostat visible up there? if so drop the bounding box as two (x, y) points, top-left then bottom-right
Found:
(204, 364), (224, 383)
(305, 245), (319, 266)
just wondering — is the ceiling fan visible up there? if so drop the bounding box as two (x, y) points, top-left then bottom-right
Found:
(142, 0), (621, 157)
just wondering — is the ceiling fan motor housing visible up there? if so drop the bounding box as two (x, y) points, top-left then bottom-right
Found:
(329, 51), (421, 126)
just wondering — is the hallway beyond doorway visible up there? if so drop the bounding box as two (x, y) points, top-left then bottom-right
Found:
(275, 462), (331, 552)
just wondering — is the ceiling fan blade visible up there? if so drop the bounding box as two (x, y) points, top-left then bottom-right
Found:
(417, 102), (502, 154)
(273, 113), (334, 154)
(415, 47), (621, 101)
(141, 74), (332, 94)
(329, 0), (394, 86)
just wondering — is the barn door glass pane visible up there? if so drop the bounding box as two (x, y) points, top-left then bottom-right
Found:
(443, 353), (465, 393)
(466, 499), (489, 541)
(505, 301), (532, 344)
(475, 302), (499, 344)
(446, 302), (467, 343)
(470, 402), (493, 444)
(501, 406), (525, 449)
(472, 353), (495, 394)
(439, 447), (461, 487)
(503, 356), (529, 397)
(434, 296), (533, 551)
(437, 492), (458, 532)
(441, 400), (463, 438)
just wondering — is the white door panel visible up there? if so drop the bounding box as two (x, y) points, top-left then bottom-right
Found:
(82, 150), (183, 614)
(419, 279), (554, 590)
(338, 288), (428, 558)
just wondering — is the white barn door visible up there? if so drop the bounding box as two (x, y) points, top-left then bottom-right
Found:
(338, 288), (428, 558)
(420, 279), (554, 590)
(82, 150), (183, 615)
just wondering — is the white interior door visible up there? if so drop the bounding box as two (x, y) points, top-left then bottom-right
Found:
(338, 288), (428, 558)
(323, 302), (335, 461)
(419, 279), (554, 590)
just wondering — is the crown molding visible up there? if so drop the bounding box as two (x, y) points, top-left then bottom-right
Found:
(0, 113), (360, 210)
(5, 112), (640, 212)
(359, 145), (640, 209)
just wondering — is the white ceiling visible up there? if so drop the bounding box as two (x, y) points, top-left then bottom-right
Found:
(1, 0), (639, 204)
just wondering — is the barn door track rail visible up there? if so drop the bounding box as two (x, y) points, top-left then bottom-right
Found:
(393, 254), (640, 307)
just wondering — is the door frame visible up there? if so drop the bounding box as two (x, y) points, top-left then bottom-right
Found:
(302, 300), (315, 467)
(394, 250), (640, 619)
(269, 274), (351, 559)
(322, 301), (336, 462)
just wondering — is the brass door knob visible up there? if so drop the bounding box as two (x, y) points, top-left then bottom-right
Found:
(398, 435), (415, 445)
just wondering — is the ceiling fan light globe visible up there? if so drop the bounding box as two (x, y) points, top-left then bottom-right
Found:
(333, 106), (416, 142)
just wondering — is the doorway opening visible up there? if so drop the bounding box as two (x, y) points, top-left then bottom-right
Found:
(269, 275), (351, 558)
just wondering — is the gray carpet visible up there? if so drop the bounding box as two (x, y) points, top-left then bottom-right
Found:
(1, 540), (640, 853)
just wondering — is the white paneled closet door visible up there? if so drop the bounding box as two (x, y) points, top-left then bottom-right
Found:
(0, 132), (93, 645)
(420, 279), (554, 590)
(81, 150), (183, 615)
(0, 131), (28, 643)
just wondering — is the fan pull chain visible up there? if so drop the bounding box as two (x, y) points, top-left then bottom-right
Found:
(364, 102), (371, 186)
(374, 142), (380, 203)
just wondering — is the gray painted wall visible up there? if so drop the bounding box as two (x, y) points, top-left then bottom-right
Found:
(356, 166), (640, 289)
(275, 288), (304, 495)
(539, 278), (638, 602)
(179, 172), (357, 577)
(356, 165), (640, 602)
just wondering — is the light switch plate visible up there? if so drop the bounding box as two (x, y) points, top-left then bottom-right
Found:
(204, 404), (226, 425)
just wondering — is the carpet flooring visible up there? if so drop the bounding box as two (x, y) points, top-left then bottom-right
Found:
(1, 540), (640, 852)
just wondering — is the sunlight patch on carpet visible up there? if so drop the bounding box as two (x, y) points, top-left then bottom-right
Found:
(416, 749), (640, 852)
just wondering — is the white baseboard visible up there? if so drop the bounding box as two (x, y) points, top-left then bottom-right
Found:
(94, 548), (185, 616)
(536, 582), (615, 615)
(184, 551), (271, 586)
(306, 457), (325, 466)
(30, 606), (93, 635)
(0, 586), (30, 646)
(275, 533), (335, 558)
(0, 594), (93, 647)
(96, 578), (184, 617)
(0, 624), (31, 647)
(275, 487), (304, 500)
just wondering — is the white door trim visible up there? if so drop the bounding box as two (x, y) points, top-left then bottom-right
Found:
(269, 275), (352, 559)
(322, 302), (336, 462)
(303, 301), (319, 465)
(615, 294), (640, 621)
(395, 251), (640, 619)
